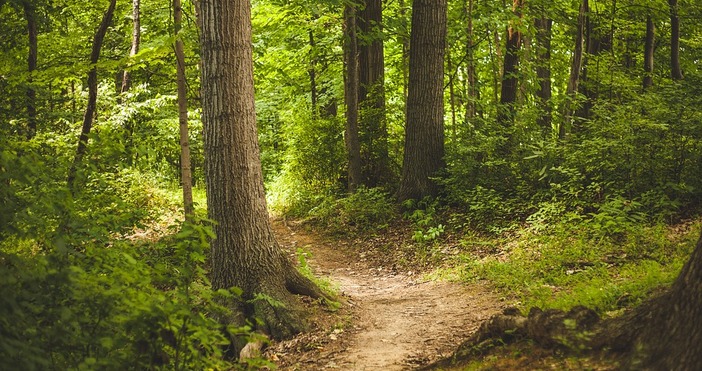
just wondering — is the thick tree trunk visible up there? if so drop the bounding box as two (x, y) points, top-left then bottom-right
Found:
(396, 0), (447, 202)
(199, 0), (325, 341)
(23, 0), (37, 139)
(496, 0), (523, 153)
(643, 15), (655, 90)
(344, 4), (362, 192)
(358, 0), (390, 187)
(668, 0), (683, 80)
(560, 0), (587, 140)
(534, 15), (552, 137)
(66, 0), (117, 193)
(174, 0), (193, 217)
(121, 0), (141, 94)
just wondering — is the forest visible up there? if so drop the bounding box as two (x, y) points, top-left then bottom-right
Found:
(1, 0), (702, 369)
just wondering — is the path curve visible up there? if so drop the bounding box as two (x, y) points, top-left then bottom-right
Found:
(270, 220), (503, 370)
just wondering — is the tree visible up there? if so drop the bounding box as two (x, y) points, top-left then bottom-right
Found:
(198, 0), (326, 341)
(396, 0), (447, 202)
(174, 0), (193, 217)
(66, 0), (117, 193)
(120, 0), (140, 94)
(668, 0), (683, 80)
(560, 0), (587, 140)
(496, 0), (523, 134)
(22, 0), (37, 139)
(643, 14), (655, 89)
(344, 3), (362, 192)
(358, 0), (391, 186)
(534, 8), (552, 136)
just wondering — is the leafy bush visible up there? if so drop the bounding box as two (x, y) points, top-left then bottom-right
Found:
(307, 187), (396, 236)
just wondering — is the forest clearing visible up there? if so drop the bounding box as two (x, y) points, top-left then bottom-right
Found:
(3, 0), (702, 369)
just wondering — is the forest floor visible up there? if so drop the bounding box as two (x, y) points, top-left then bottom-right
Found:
(266, 219), (504, 370)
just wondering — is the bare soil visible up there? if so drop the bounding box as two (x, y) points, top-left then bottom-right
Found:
(267, 220), (504, 370)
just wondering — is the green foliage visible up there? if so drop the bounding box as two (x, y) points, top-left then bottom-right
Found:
(403, 197), (446, 243)
(306, 187), (396, 236)
(0, 217), (247, 370)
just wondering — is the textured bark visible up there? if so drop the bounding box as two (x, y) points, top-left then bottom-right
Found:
(668, 0), (683, 80)
(344, 4), (362, 192)
(199, 0), (325, 341)
(496, 0), (523, 135)
(66, 0), (117, 193)
(560, 0), (587, 140)
(121, 0), (140, 94)
(23, 0), (37, 139)
(643, 15), (655, 89)
(174, 0), (193, 217)
(358, 0), (390, 186)
(534, 15), (552, 137)
(399, 0), (410, 103)
(396, 0), (447, 202)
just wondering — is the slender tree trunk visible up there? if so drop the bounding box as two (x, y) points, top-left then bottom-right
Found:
(464, 0), (478, 122)
(643, 15), (655, 90)
(496, 0), (523, 153)
(560, 0), (587, 140)
(199, 0), (325, 342)
(668, 0), (683, 80)
(174, 0), (193, 217)
(447, 47), (457, 140)
(23, 0), (37, 139)
(399, 0), (410, 104)
(397, 0), (447, 202)
(358, 0), (390, 186)
(534, 15), (552, 137)
(66, 0), (117, 193)
(308, 30), (318, 116)
(344, 4), (362, 192)
(121, 0), (141, 94)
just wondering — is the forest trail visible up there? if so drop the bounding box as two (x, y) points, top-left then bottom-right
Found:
(269, 220), (503, 370)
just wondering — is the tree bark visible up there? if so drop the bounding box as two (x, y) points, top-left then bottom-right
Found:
(559, 0), (587, 140)
(464, 0), (478, 122)
(121, 0), (141, 94)
(496, 0), (523, 153)
(344, 4), (362, 192)
(668, 0), (683, 80)
(396, 0), (447, 202)
(199, 0), (326, 341)
(358, 0), (390, 186)
(174, 0), (193, 217)
(66, 0), (117, 193)
(643, 15), (655, 90)
(534, 15), (552, 137)
(23, 0), (37, 140)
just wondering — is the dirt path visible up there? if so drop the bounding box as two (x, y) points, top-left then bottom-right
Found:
(269, 221), (503, 370)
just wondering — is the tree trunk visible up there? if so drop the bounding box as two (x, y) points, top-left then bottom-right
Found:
(121, 0), (141, 94)
(23, 0), (37, 140)
(668, 0), (683, 80)
(559, 0), (587, 140)
(308, 29), (318, 116)
(464, 0), (478, 122)
(643, 15), (655, 90)
(344, 4), (362, 192)
(496, 0), (523, 153)
(358, 0), (390, 187)
(399, 0), (410, 104)
(66, 0), (117, 193)
(534, 15), (552, 137)
(174, 0), (193, 217)
(396, 0), (447, 202)
(199, 0), (326, 341)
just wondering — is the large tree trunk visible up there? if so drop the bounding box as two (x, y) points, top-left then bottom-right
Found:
(121, 0), (140, 94)
(199, 0), (326, 341)
(534, 14), (552, 137)
(358, 0), (390, 187)
(496, 0), (523, 147)
(668, 0), (683, 80)
(559, 0), (587, 140)
(66, 0), (117, 193)
(396, 0), (447, 202)
(174, 0), (193, 217)
(643, 15), (655, 90)
(23, 0), (37, 139)
(344, 4), (362, 192)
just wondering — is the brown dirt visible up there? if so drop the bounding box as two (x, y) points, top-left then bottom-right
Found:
(267, 220), (504, 370)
